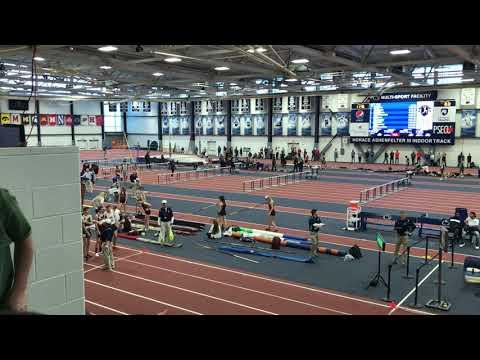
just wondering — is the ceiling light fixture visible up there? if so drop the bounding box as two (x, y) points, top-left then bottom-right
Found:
(291, 58), (309, 64)
(164, 57), (182, 63)
(285, 78), (298, 82)
(229, 83), (237, 86)
(33, 57), (45, 62)
(98, 46), (118, 52)
(152, 72), (164, 76)
(389, 49), (411, 55)
(99, 66), (112, 70)
(462, 78), (475, 82)
(214, 66), (230, 71)
(256, 47), (267, 53)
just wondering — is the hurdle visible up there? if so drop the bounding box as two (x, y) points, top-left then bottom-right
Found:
(242, 170), (312, 192)
(359, 177), (411, 205)
(159, 166), (230, 184)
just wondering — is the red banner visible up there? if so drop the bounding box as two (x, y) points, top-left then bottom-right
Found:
(48, 114), (57, 126)
(65, 114), (73, 126)
(95, 115), (104, 126)
(40, 114), (48, 126)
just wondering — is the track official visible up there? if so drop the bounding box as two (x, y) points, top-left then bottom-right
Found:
(308, 209), (322, 257)
(158, 200), (174, 244)
(393, 211), (415, 265)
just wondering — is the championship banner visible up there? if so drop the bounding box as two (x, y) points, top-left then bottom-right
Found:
(242, 116), (253, 136)
(65, 115), (72, 126)
(1, 113), (11, 125)
(80, 115), (88, 126)
(170, 116), (180, 135)
(21, 114), (31, 125)
(335, 112), (350, 136)
(88, 115), (96, 126)
(273, 114), (282, 136)
(300, 113), (312, 136)
(216, 116), (225, 136)
(162, 116), (170, 135)
(31, 115), (38, 125)
(48, 114), (57, 126)
(180, 116), (190, 135)
(287, 113), (297, 136)
(56, 114), (65, 126)
(10, 114), (21, 125)
(205, 116), (214, 135)
(73, 115), (81, 126)
(255, 115), (265, 136)
(232, 115), (240, 135)
(195, 116), (202, 135)
(95, 115), (104, 126)
(461, 110), (477, 137)
(320, 113), (332, 136)
(40, 114), (48, 126)
(202, 116), (207, 135)
(433, 100), (456, 123)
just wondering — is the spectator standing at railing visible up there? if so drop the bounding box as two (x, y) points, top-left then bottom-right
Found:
(293, 156), (299, 172)
(298, 157), (304, 172)
(365, 151), (370, 163)
(351, 149), (356, 163)
(405, 155), (410, 166)
(389, 150), (394, 165)
(467, 153), (472, 168)
(416, 150), (422, 165)
(145, 151), (151, 169)
(358, 152), (362, 163)
(383, 151), (388, 164)
(411, 151), (416, 166)
(457, 152), (463, 168)
(395, 149), (400, 164)
(442, 152), (447, 167)
(334, 148), (338, 162)
(271, 156), (277, 172)
(304, 148), (307, 160)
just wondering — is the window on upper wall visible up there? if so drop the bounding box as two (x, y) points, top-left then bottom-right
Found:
(273, 97), (283, 112)
(255, 98), (265, 112)
(120, 102), (128, 113)
(300, 96), (311, 111)
(288, 96), (298, 111)
(179, 101), (189, 115)
(161, 102), (168, 115)
(131, 101), (141, 112)
(231, 99), (240, 113)
(143, 101), (151, 112)
(108, 102), (118, 112)
(240, 98), (250, 113)
(169, 102), (178, 115)
(194, 101), (202, 114)
(217, 100), (224, 113)
(206, 100), (217, 113)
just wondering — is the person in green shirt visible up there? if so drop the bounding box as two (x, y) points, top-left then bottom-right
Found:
(0, 188), (34, 312)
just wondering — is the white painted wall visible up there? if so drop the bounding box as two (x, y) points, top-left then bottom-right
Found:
(0, 146), (84, 315)
(127, 116), (158, 134)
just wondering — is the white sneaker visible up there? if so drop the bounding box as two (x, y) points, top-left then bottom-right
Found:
(95, 252), (100, 257)
(459, 243), (466, 248)
(476, 246), (479, 250)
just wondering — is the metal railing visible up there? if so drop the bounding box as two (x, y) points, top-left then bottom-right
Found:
(242, 170), (312, 192)
(159, 166), (230, 184)
(359, 177), (411, 204)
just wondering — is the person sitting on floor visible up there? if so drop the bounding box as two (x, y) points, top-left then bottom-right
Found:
(207, 219), (222, 239)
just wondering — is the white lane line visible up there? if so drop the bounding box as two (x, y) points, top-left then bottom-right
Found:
(109, 268), (277, 315)
(85, 300), (129, 315)
(121, 258), (349, 315)
(83, 251), (142, 274)
(389, 264), (439, 315)
(85, 279), (203, 315)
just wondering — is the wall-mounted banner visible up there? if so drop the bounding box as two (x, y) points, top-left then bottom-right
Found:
(65, 115), (72, 126)
(22, 114), (31, 125)
(273, 114), (282, 136)
(162, 116), (170, 135)
(40, 114), (48, 126)
(48, 114), (57, 126)
(461, 110), (477, 137)
(56, 114), (65, 126)
(88, 115), (96, 126)
(335, 112), (350, 136)
(205, 116), (214, 135)
(320, 112), (332, 136)
(80, 115), (88, 126)
(170, 116), (180, 135)
(95, 115), (104, 126)
(351, 103), (370, 123)
(216, 115), (225, 136)
(255, 115), (265, 136)
(300, 113), (312, 136)
(32, 114), (38, 125)
(10, 114), (21, 125)
(180, 116), (190, 135)
(366, 91), (438, 103)
(195, 116), (202, 135)
(242, 115), (253, 136)
(202, 116), (208, 135)
(350, 136), (455, 145)
(1, 113), (10, 125)
(287, 113), (297, 136)
(232, 115), (241, 135)
(433, 100), (456, 123)
(73, 115), (81, 126)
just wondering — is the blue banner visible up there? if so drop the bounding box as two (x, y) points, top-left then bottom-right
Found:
(216, 115), (225, 135)
(195, 116), (202, 135)
(162, 116), (169, 135)
(242, 116), (253, 136)
(205, 116), (214, 135)
(255, 115), (265, 136)
(461, 110), (477, 137)
(287, 113), (297, 136)
(320, 112), (332, 136)
(335, 112), (350, 136)
(170, 116), (179, 135)
(232, 115), (241, 135)
(300, 113), (312, 136)
(180, 116), (190, 135)
(273, 114), (282, 136)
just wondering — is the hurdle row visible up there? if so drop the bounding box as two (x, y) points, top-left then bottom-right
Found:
(359, 177), (411, 204)
(242, 170), (312, 193)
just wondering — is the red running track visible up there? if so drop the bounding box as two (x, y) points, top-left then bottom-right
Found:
(84, 243), (431, 315)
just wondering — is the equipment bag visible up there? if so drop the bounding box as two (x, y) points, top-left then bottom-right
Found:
(167, 228), (175, 243)
(348, 244), (362, 259)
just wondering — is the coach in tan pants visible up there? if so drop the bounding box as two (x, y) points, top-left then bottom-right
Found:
(393, 211), (413, 265)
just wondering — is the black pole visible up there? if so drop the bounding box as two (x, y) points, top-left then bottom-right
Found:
(226, 99), (232, 147)
(100, 101), (105, 143)
(403, 246), (413, 279)
(438, 248), (443, 300)
(314, 96), (321, 148)
(409, 268), (422, 308)
(382, 264), (392, 302)
(267, 97), (273, 150)
(122, 111), (128, 138)
(449, 236), (455, 269)
(158, 102), (163, 152)
(70, 101), (75, 146)
(424, 236), (429, 264)
(35, 99), (41, 146)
